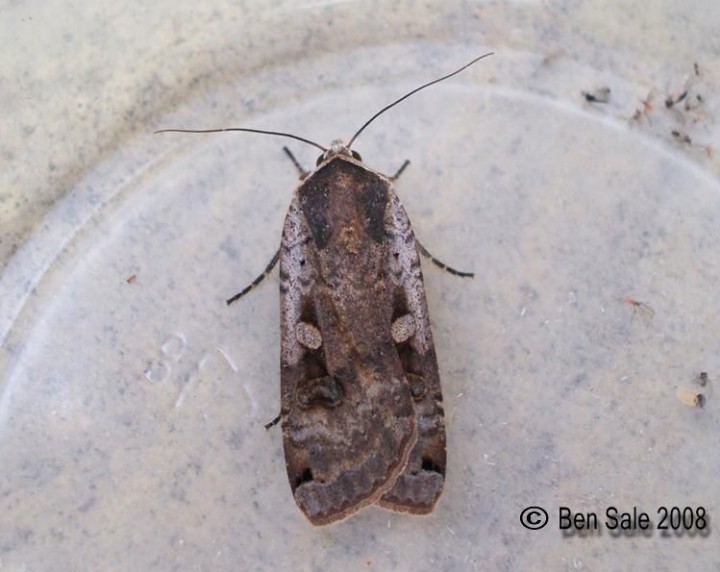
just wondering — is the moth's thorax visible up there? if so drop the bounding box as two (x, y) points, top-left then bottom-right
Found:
(299, 156), (388, 247)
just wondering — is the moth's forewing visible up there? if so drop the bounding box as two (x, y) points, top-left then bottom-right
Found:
(377, 191), (446, 514)
(279, 157), (423, 525)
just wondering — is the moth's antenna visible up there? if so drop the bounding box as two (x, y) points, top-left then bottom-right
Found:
(154, 127), (328, 152)
(347, 52), (494, 149)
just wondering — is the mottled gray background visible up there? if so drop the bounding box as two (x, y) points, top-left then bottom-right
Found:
(2, 1), (719, 571)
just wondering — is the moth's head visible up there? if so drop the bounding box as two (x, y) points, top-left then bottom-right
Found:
(316, 139), (363, 166)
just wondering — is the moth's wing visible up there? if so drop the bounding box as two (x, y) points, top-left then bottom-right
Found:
(279, 192), (417, 526)
(377, 189), (447, 514)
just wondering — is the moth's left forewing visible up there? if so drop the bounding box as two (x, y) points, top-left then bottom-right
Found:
(378, 188), (447, 514)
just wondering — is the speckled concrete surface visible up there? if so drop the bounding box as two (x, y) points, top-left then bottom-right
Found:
(2, 1), (720, 571)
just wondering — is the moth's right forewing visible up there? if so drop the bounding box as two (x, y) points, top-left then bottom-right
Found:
(377, 189), (447, 515)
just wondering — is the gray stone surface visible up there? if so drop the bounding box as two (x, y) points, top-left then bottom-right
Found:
(1, 1), (719, 570)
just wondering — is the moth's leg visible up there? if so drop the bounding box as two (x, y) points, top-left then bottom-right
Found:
(282, 146), (310, 178)
(389, 159), (410, 182)
(389, 160), (472, 277)
(226, 145), (299, 305)
(264, 413), (281, 430)
(226, 248), (280, 305)
(416, 241), (474, 278)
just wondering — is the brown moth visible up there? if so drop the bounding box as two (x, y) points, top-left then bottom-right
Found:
(278, 141), (446, 525)
(157, 52), (493, 525)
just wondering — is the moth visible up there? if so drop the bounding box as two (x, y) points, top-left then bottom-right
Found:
(157, 53), (493, 525)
